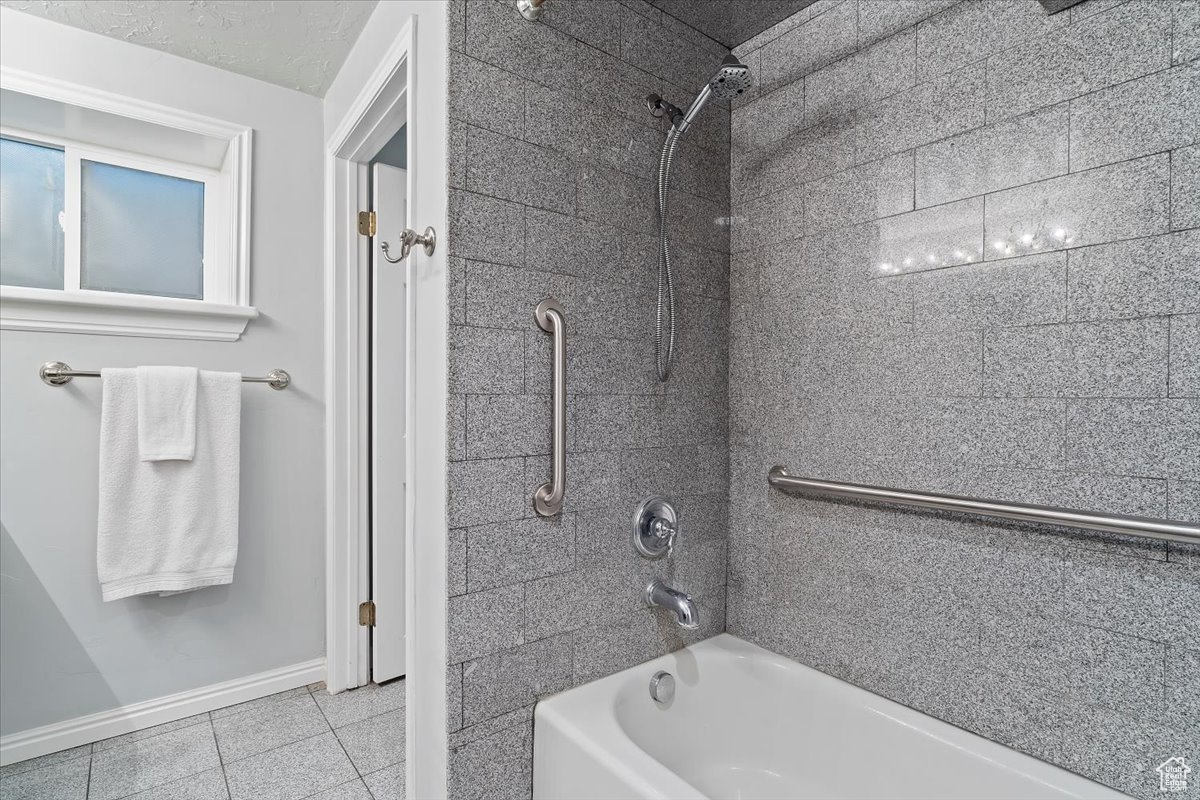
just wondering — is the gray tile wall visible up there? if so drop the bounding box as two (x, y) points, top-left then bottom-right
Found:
(445, 1), (731, 796)
(728, 1), (1199, 799)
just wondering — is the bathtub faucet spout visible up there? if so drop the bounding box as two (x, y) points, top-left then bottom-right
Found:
(645, 579), (700, 630)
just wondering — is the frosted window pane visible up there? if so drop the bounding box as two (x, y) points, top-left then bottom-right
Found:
(81, 160), (204, 299)
(0, 137), (65, 289)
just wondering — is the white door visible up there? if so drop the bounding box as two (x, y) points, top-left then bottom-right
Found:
(371, 162), (407, 682)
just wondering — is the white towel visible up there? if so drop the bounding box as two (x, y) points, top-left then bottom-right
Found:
(137, 366), (198, 461)
(97, 368), (242, 601)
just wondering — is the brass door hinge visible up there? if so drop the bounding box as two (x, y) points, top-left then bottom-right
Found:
(357, 211), (376, 237)
(358, 601), (376, 626)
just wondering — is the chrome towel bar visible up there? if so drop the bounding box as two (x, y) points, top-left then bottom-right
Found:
(533, 298), (566, 516)
(40, 361), (291, 390)
(767, 466), (1200, 544)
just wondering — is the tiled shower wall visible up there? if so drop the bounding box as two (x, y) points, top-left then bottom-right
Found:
(443, 1), (731, 796)
(727, 0), (1199, 798)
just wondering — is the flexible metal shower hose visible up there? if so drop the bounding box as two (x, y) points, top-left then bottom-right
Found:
(655, 126), (681, 382)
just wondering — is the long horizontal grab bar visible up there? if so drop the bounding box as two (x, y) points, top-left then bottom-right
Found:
(767, 466), (1200, 544)
(40, 361), (291, 390)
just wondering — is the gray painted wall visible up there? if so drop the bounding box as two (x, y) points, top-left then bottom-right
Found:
(443, 1), (732, 796)
(0, 12), (326, 736)
(727, 1), (1199, 799)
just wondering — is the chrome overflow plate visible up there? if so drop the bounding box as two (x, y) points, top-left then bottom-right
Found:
(649, 671), (675, 705)
(632, 496), (678, 560)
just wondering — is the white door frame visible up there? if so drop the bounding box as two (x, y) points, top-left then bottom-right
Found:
(370, 161), (408, 683)
(323, 13), (448, 799)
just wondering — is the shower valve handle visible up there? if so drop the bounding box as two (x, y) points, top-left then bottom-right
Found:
(633, 496), (679, 560)
(651, 518), (677, 553)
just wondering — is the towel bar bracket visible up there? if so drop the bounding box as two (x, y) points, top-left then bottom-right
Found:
(261, 369), (291, 390)
(40, 361), (74, 386)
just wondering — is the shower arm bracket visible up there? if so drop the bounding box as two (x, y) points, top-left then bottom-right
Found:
(645, 94), (684, 128)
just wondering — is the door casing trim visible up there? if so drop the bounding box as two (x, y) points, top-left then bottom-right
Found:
(323, 11), (448, 799)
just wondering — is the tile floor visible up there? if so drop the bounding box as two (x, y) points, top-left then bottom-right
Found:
(0, 680), (406, 800)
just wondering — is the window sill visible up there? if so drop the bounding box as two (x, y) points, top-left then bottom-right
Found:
(0, 286), (257, 341)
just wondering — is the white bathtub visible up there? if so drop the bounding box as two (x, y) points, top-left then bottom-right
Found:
(533, 634), (1129, 800)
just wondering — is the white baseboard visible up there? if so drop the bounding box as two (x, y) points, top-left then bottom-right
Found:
(0, 657), (325, 766)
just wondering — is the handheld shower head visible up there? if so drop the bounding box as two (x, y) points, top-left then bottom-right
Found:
(709, 54), (752, 99)
(649, 54), (753, 382)
(675, 54), (752, 133)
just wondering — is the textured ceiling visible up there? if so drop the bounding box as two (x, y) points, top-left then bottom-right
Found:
(0, 0), (378, 96)
(649, 0), (818, 48)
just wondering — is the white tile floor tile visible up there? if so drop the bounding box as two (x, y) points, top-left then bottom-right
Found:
(312, 680), (405, 729)
(89, 724), (220, 800)
(92, 715), (210, 753)
(213, 694), (329, 762)
(0, 745), (91, 779)
(223, 733), (356, 800)
(305, 779), (373, 800)
(362, 764), (405, 800)
(210, 687), (313, 721)
(0, 755), (89, 800)
(0, 680), (405, 800)
(121, 767), (229, 800)
(333, 709), (405, 775)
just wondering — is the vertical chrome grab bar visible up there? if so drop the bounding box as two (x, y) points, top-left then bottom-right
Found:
(534, 297), (566, 516)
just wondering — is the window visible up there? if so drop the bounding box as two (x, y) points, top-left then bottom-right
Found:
(0, 138), (64, 290)
(2, 134), (213, 300)
(81, 159), (206, 300)
(0, 73), (254, 340)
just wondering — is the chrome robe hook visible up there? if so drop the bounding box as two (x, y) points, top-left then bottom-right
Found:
(380, 227), (437, 263)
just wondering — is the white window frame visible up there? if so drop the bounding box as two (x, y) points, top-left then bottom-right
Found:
(0, 69), (255, 341)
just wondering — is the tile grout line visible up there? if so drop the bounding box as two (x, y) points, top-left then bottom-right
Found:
(1164, 311), (1174, 399)
(311, 689), (368, 784)
(219, 722), (356, 784)
(1170, 0), (1177, 68)
(1169, 148), (1177, 232)
(107, 758), (223, 800)
(211, 714), (235, 800)
(88, 713), (214, 758)
(741, 56), (1185, 207)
